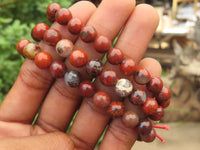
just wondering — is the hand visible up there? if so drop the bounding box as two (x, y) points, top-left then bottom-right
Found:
(0, 0), (160, 149)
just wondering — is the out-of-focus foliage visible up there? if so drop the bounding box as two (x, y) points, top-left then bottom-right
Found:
(0, 0), (74, 103)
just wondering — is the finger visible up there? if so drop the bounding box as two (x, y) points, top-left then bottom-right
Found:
(99, 58), (162, 150)
(0, 132), (74, 150)
(0, 2), (95, 123)
(36, 0), (134, 133)
(68, 4), (159, 150)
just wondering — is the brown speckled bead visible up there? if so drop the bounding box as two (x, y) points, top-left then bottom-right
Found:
(115, 79), (133, 98)
(134, 68), (151, 85)
(50, 61), (66, 78)
(56, 39), (74, 57)
(107, 101), (125, 118)
(68, 18), (84, 34)
(16, 39), (31, 55)
(142, 98), (158, 115)
(23, 43), (41, 59)
(159, 99), (170, 108)
(94, 35), (112, 53)
(79, 81), (95, 98)
(64, 70), (81, 88)
(129, 89), (146, 105)
(146, 77), (163, 94)
(149, 106), (164, 121)
(80, 26), (97, 43)
(120, 58), (137, 76)
(137, 119), (152, 135)
(92, 91), (111, 108)
(43, 28), (62, 46)
(69, 49), (88, 67)
(140, 128), (156, 143)
(156, 86), (171, 103)
(107, 48), (124, 65)
(122, 111), (139, 128)
(86, 59), (103, 77)
(100, 69), (118, 86)
(47, 3), (62, 23)
(55, 8), (72, 25)
(34, 52), (52, 69)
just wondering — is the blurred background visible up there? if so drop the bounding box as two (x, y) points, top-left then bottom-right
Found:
(0, 0), (199, 149)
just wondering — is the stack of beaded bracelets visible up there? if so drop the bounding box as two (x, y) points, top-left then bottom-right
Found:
(16, 3), (171, 143)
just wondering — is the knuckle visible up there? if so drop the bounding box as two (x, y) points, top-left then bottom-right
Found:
(54, 132), (74, 150)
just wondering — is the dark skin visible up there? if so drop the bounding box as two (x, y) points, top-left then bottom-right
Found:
(0, 0), (161, 149)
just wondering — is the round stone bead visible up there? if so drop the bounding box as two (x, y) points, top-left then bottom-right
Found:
(122, 111), (139, 128)
(55, 8), (72, 25)
(149, 106), (164, 121)
(23, 43), (41, 59)
(31, 23), (49, 41)
(129, 89), (146, 105)
(16, 39), (31, 55)
(107, 101), (125, 118)
(120, 58), (137, 76)
(92, 91), (111, 108)
(94, 35), (112, 53)
(64, 70), (81, 88)
(86, 59), (103, 77)
(142, 98), (158, 115)
(43, 28), (62, 46)
(69, 49), (88, 67)
(34, 52), (52, 69)
(134, 68), (151, 85)
(47, 3), (62, 23)
(67, 18), (84, 34)
(156, 86), (171, 103)
(80, 26), (97, 43)
(137, 119), (152, 135)
(147, 77), (163, 94)
(100, 69), (118, 86)
(140, 128), (156, 143)
(159, 99), (170, 109)
(107, 48), (124, 65)
(56, 39), (74, 57)
(79, 81), (95, 98)
(50, 61), (66, 78)
(115, 78), (133, 98)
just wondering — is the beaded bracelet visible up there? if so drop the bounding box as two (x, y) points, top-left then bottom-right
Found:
(16, 2), (171, 143)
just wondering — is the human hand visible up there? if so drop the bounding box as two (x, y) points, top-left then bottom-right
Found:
(0, 0), (160, 149)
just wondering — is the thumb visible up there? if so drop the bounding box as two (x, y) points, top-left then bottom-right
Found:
(0, 132), (74, 150)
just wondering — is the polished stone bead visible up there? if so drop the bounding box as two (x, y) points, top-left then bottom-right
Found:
(80, 26), (97, 43)
(137, 118), (152, 135)
(129, 89), (146, 105)
(79, 81), (95, 98)
(56, 39), (74, 57)
(115, 78), (133, 97)
(134, 68), (151, 85)
(69, 49), (88, 67)
(23, 43), (41, 59)
(107, 101), (125, 118)
(47, 3), (62, 23)
(31, 23), (49, 41)
(55, 8), (72, 25)
(122, 111), (139, 128)
(107, 48), (124, 65)
(43, 28), (62, 46)
(50, 61), (66, 78)
(140, 128), (156, 143)
(120, 58), (137, 75)
(149, 106), (164, 121)
(156, 86), (171, 103)
(142, 98), (158, 115)
(147, 77), (163, 94)
(159, 99), (170, 108)
(64, 70), (81, 88)
(34, 52), (52, 69)
(92, 91), (111, 108)
(16, 39), (31, 55)
(94, 35), (112, 53)
(100, 69), (118, 86)
(86, 59), (103, 77)
(67, 18), (84, 34)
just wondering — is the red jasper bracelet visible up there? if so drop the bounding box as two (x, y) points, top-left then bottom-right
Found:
(16, 2), (171, 143)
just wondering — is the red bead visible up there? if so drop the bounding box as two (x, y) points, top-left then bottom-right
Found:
(107, 101), (125, 118)
(80, 26), (97, 42)
(156, 86), (171, 103)
(86, 59), (103, 77)
(67, 18), (84, 34)
(134, 68), (151, 85)
(50, 61), (66, 78)
(34, 52), (52, 69)
(140, 128), (156, 143)
(120, 58), (137, 75)
(100, 69), (118, 86)
(94, 35), (112, 53)
(16, 39), (31, 55)
(55, 8), (72, 25)
(137, 119), (152, 135)
(43, 28), (62, 46)
(79, 81), (95, 98)
(129, 89), (146, 105)
(149, 106), (164, 121)
(47, 3), (62, 23)
(107, 48), (124, 65)
(31, 23), (49, 41)
(122, 111), (139, 128)
(159, 99), (170, 108)
(92, 91), (111, 108)
(69, 49), (88, 67)
(142, 98), (158, 115)
(147, 77), (163, 94)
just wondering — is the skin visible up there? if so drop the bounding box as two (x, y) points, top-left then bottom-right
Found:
(0, 0), (161, 150)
